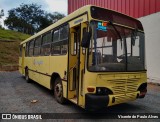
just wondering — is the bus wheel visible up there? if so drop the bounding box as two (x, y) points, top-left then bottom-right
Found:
(25, 68), (30, 83)
(54, 78), (65, 104)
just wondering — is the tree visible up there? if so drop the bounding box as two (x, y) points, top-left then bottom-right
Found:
(0, 9), (4, 28)
(4, 3), (65, 35)
(49, 12), (65, 23)
(38, 12), (65, 32)
(0, 9), (4, 18)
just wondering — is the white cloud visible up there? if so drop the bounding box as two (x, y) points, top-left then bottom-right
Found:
(45, 0), (67, 15)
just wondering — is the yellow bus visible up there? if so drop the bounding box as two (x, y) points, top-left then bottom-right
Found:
(19, 5), (147, 110)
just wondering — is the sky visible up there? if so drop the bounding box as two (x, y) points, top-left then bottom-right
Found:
(0, 0), (68, 27)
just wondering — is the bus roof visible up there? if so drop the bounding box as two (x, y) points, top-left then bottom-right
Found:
(21, 5), (142, 45)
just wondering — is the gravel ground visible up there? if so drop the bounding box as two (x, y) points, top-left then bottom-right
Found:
(0, 71), (160, 121)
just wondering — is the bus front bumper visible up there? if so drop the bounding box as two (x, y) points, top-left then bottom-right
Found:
(85, 93), (109, 110)
(85, 91), (142, 110)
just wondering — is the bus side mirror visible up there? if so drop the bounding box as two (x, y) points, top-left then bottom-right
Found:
(81, 32), (91, 48)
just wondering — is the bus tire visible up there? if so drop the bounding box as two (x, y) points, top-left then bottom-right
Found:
(25, 68), (31, 83)
(54, 77), (65, 104)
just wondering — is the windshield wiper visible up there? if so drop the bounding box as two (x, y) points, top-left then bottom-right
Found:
(109, 20), (123, 49)
(109, 20), (128, 70)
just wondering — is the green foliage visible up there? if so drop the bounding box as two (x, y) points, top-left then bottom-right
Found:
(0, 41), (19, 65)
(38, 12), (65, 31)
(4, 3), (65, 35)
(0, 28), (30, 41)
(0, 29), (30, 66)
(4, 3), (44, 34)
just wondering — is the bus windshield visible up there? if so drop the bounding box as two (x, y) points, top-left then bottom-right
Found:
(88, 21), (145, 72)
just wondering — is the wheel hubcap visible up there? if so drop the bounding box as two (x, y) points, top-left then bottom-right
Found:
(55, 83), (62, 97)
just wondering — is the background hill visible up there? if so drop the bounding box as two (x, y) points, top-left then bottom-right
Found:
(0, 29), (30, 71)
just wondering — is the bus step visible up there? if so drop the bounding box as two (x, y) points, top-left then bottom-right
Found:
(69, 97), (77, 104)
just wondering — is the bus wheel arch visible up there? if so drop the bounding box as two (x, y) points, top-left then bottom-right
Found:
(50, 73), (60, 90)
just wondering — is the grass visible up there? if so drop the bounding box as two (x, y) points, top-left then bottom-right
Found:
(0, 28), (30, 41)
(0, 29), (30, 67)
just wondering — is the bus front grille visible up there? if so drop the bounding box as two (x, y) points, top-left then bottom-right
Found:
(109, 78), (140, 94)
(114, 93), (137, 104)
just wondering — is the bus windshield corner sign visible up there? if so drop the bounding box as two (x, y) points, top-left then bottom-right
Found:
(97, 22), (108, 31)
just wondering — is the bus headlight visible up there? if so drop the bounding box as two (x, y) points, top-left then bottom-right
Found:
(96, 87), (113, 95)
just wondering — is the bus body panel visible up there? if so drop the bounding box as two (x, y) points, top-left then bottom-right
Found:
(19, 45), (25, 75)
(49, 55), (68, 80)
(50, 55), (68, 97)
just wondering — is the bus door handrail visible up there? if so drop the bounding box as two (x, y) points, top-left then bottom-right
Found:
(69, 61), (80, 72)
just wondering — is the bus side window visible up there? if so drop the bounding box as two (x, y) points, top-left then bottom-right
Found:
(60, 25), (68, 55)
(29, 40), (34, 57)
(34, 36), (41, 56)
(41, 32), (52, 56)
(51, 25), (68, 55)
(60, 25), (68, 41)
(51, 29), (60, 55)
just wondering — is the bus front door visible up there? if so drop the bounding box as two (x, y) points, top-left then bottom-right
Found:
(68, 22), (87, 107)
(68, 25), (80, 104)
